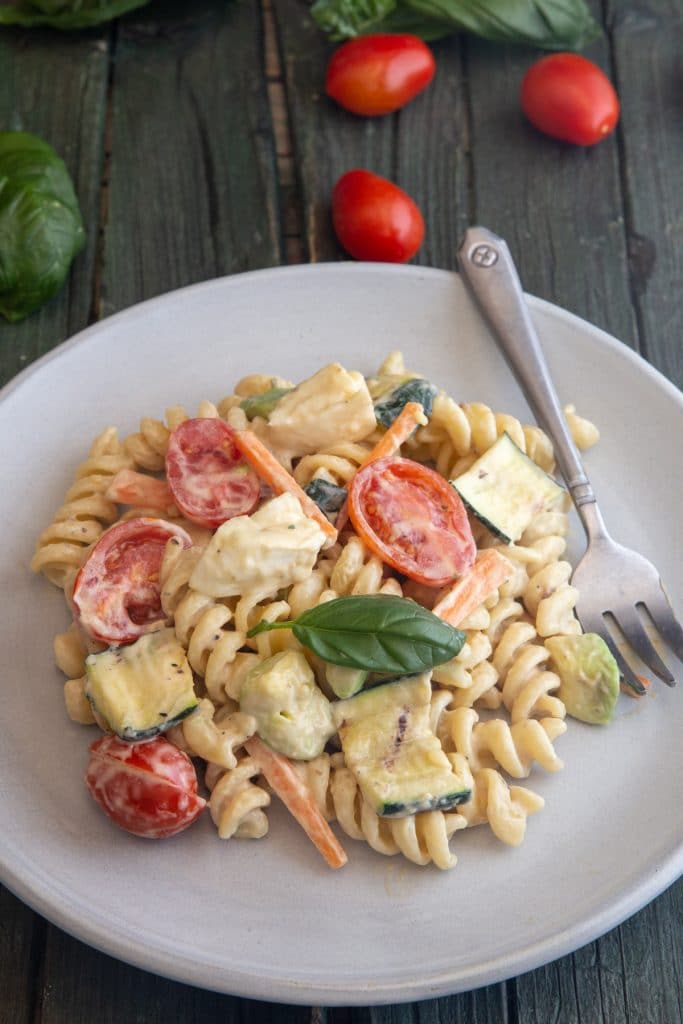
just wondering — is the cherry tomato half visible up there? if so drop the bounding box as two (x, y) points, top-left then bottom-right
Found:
(332, 170), (424, 263)
(72, 517), (192, 645)
(85, 735), (206, 839)
(166, 417), (261, 529)
(326, 34), (435, 117)
(520, 53), (619, 146)
(348, 456), (476, 586)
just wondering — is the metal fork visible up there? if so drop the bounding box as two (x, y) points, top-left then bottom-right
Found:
(457, 225), (683, 692)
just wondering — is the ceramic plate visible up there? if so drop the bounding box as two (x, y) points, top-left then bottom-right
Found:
(1, 264), (681, 1005)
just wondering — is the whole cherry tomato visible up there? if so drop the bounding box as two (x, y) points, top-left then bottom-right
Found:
(166, 417), (261, 529)
(72, 517), (192, 645)
(325, 34), (435, 117)
(85, 735), (206, 839)
(348, 456), (476, 586)
(332, 169), (424, 263)
(520, 53), (619, 146)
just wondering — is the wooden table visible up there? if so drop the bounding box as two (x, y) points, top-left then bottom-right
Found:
(1, 1), (681, 1020)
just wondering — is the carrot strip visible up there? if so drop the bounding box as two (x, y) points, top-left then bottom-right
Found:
(233, 428), (338, 546)
(105, 469), (175, 513)
(432, 549), (513, 627)
(361, 401), (427, 467)
(245, 737), (347, 870)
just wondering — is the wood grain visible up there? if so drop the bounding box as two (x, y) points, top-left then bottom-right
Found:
(100, 0), (282, 317)
(608, 0), (683, 387)
(0, 27), (109, 382)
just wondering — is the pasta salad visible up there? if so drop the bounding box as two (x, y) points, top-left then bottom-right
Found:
(32, 351), (618, 871)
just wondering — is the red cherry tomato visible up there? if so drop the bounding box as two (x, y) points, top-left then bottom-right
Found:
(85, 735), (206, 839)
(348, 456), (476, 586)
(166, 417), (261, 529)
(520, 53), (620, 146)
(326, 34), (435, 117)
(72, 517), (192, 645)
(332, 170), (424, 263)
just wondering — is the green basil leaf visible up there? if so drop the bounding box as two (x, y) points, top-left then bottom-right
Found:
(249, 595), (465, 674)
(311, 0), (600, 49)
(240, 387), (294, 421)
(0, 0), (150, 28)
(0, 132), (85, 322)
(311, 0), (397, 40)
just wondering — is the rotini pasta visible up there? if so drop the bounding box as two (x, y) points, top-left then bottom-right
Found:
(34, 350), (603, 873)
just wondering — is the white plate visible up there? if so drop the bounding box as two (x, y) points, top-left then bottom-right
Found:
(1, 264), (681, 1006)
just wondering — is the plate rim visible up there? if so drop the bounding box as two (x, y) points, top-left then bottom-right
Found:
(1, 261), (682, 1005)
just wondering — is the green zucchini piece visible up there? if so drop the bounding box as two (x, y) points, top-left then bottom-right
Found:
(303, 478), (347, 519)
(240, 386), (293, 420)
(85, 628), (197, 741)
(325, 663), (369, 699)
(239, 650), (335, 759)
(374, 377), (437, 428)
(332, 673), (471, 817)
(452, 432), (564, 543)
(546, 634), (620, 725)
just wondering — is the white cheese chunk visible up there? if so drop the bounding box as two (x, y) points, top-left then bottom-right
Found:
(266, 363), (376, 458)
(189, 493), (326, 599)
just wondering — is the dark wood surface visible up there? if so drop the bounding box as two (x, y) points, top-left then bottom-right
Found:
(1, 1), (681, 1020)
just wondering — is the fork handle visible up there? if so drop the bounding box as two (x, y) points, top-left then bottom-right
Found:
(457, 226), (606, 540)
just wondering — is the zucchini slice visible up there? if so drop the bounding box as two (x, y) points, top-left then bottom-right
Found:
(332, 673), (470, 817)
(374, 377), (437, 428)
(452, 432), (564, 543)
(85, 628), (198, 741)
(303, 478), (347, 520)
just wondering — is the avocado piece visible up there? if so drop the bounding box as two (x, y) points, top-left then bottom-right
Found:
(85, 627), (197, 741)
(332, 673), (471, 817)
(545, 634), (620, 725)
(325, 663), (369, 699)
(452, 432), (565, 543)
(239, 650), (335, 760)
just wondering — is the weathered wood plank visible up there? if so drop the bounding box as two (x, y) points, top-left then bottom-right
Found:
(0, 886), (45, 1024)
(100, 0), (282, 317)
(39, 926), (312, 1024)
(0, 26), (109, 382)
(463, 21), (639, 351)
(608, 0), (683, 387)
(274, 0), (392, 262)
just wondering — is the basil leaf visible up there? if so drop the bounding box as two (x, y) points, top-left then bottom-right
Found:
(249, 595), (465, 674)
(311, 0), (396, 39)
(0, 132), (85, 322)
(0, 0), (150, 28)
(240, 387), (293, 421)
(311, 0), (600, 49)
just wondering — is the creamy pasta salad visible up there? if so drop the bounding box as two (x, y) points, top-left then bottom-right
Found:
(32, 352), (619, 870)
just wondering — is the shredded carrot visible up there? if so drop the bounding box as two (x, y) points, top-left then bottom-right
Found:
(105, 469), (175, 513)
(432, 549), (513, 627)
(245, 737), (347, 870)
(233, 428), (338, 546)
(361, 401), (427, 467)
